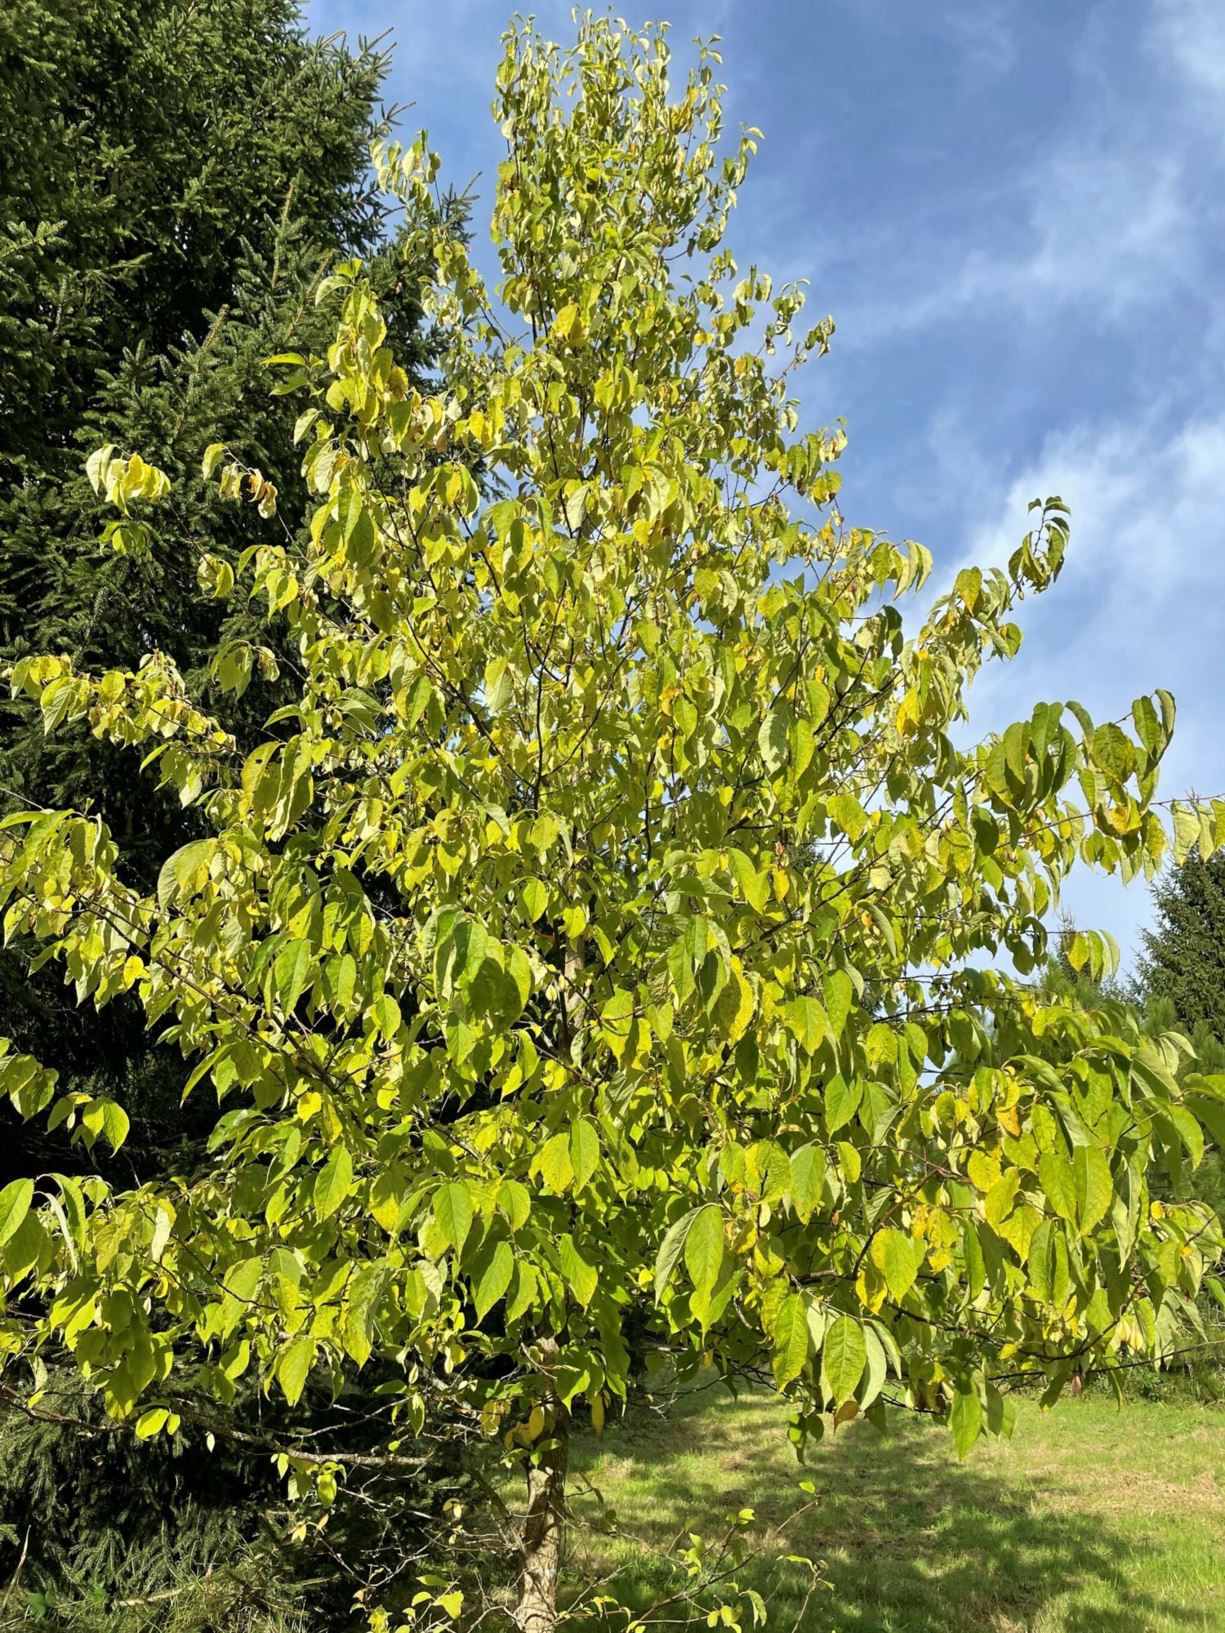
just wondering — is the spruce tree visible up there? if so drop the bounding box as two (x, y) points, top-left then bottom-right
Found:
(0, 0), (439, 1155)
(1138, 851), (1225, 1044)
(0, 6), (450, 1622)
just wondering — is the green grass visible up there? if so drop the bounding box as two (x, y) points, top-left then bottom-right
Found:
(565, 1386), (1225, 1633)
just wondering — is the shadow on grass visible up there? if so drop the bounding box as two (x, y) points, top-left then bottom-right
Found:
(564, 1387), (1204, 1633)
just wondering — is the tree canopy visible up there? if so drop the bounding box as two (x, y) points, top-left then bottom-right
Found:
(1, 16), (1223, 1633)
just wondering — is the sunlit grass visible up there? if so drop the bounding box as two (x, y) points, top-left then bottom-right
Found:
(565, 1385), (1225, 1633)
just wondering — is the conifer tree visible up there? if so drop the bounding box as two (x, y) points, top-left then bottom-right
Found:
(0, 5), (449, 1623)
(1138, 852), (1225, 1045)
(0, 0), (439, 1151)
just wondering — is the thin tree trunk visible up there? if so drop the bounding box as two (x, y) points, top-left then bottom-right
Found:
(515, 1405), (569, 1633)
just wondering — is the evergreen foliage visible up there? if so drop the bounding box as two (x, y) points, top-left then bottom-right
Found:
(1138, 851), (1225, 1047)
(0, 0), (439, 1156)
(0, 1366), (467, 1631)
(0, 4), (452, 1625)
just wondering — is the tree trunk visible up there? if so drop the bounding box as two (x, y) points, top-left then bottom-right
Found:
(515, 1406), (569, 1633)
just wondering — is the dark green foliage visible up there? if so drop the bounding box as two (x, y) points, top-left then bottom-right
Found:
(1137, 851), (1225, 1047)
(0, 1370), (470, 1631)
(0, 0), (439, 1165)
(0, 2), (456, 1620)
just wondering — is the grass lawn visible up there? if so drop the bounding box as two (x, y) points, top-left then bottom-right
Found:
(565, 1386), (1225, 1633)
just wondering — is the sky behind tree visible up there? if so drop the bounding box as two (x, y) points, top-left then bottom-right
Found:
(309, 0), (1225, 969)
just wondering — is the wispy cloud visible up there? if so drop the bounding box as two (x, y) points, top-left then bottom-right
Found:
(938, 1), (1018, 77)
(949, 409), (1225, 959)
(842, 135), (1198, 344)
(1148, 0), (1225, 101)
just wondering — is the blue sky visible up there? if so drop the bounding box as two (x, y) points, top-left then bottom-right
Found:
(309, 0), (1225, 973)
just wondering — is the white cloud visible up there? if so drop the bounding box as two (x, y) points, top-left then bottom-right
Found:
(844, 141), (1197, 343)
(949, 411), (1225, 962)
(939, 1), (1018, 77)
(1148, 0), (1225, 101)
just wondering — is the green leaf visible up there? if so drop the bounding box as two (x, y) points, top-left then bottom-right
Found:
(600, 988), (636, 1061)
(860, 1324), (888, 1409)
(654, 1207), (700, 1301)
(570, 1118), (600, 1192)
(340, 1264), (382, 1367)
(984, 1170), (1021, 1229)
(558, 1234), (598, 1307)
(276, 1337), (314, 1406)
(473, 1239), (515, 1321)
(100, 1100), (130, 1151)
(770, 1292), (811, 1387)
(828, 790), (868, 841)
(823, 969), (853, 1037)
(865, 1022), (896, 1067)
(949, 1379), (983, 1458)
(729, 848), (769, 913)
(1038, 1151), (1077, 1226)
(325, 953), (357, 1014)
(1173, 803), (1200, 865)
(824, 1074), (862, 1135)
(433, 1183), (474, 1255)
(1074, 1145), (1112, 1233)
(821, 1315), (866, 1406)
(521, 878), (548, 921)
(86, 443), (116, 492)
(784, 996), (829, 1055)
(759, 703), (793, 773)
(789, 1144), (826, 1222)
(683, 1205), (724, 1295)
(0, 1179), (33, 1248)
(156, 838), (214, 914)
(371, 993), (401, 1040)
(533, 1132), (575, 1194)
(274, 938), (313, 1015)
(314, 1145), (353, 1222)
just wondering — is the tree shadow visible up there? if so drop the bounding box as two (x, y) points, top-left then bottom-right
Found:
(564, 1387), (1212, 1633)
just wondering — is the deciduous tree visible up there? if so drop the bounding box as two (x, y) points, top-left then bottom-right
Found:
(2, 17), (1223, 1632)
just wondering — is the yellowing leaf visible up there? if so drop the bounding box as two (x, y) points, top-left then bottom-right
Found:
(869, 1228), (924, 1303)
(134, 1407), (169, 1440)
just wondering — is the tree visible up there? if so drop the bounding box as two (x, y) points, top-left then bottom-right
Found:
(0, 0), (440, 1157)
(2, 16), (1224, 1632)
(0, 5), (447, 1623)
(1137, 851), (1225, 1046)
